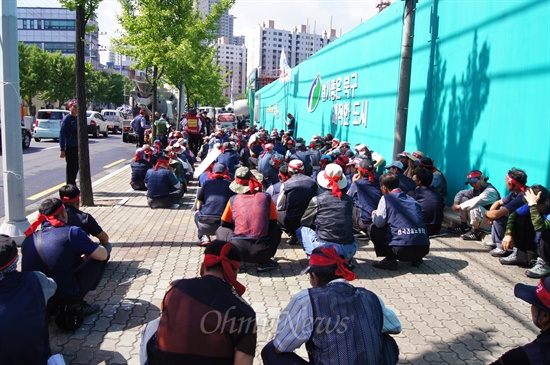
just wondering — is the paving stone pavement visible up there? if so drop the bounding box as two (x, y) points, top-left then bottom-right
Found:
(38, 164), (540, 364)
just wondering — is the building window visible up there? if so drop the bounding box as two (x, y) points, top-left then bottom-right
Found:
(44, 42), (75, 54)
(30, 20), (34, 29)
(37, 20), (42, 29)
(44, 20), (76, 30)
(22, 19), (27, 29)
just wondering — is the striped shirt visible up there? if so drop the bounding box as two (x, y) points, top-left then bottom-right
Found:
(273, 279), (401, 352)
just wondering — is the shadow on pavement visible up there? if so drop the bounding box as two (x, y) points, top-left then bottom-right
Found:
(48, 261), (158, 364)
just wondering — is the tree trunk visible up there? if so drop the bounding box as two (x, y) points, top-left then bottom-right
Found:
(76, 5), (94, 206)
(151, 65), (157, 142)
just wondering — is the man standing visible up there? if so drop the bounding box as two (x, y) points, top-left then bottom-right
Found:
(132, 110), (147, 148)
(262, 245), (401, 365)
(372, 173), (430, 270)
(285, 113), (295, 136)
(59, 99), (79, 185)
(21, 198), (109, 315)
(154, 113), (170, 148)
(141, 241), (256, 365)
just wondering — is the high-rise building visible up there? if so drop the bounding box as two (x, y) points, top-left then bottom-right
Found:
(16, 7), (100, 70)
(247, 20), (337, 85)
(216, 37), (247, 100)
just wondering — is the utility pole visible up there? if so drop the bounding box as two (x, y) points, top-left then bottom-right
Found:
(393, 0), (417, 159)
(0, 0), (30, 244)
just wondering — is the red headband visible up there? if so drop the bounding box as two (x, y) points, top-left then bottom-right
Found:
(0, 254), (17, 271)
(507, 174), (526, 192)
(309, 246), (356, 281)
(24, 205), (66, 237)
(358, 167), (376, 183)
(61, 195), (80, 204)
(154, 159), (170, 171)
(536, 279), (550, 309)
(323, 171), (343, 198)
(203, 243), (245, 296)
(278, 171), (290, 182)
(235, 175), (263, 193)
(208, 168), (231, 181)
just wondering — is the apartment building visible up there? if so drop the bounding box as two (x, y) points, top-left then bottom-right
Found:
(17, 7), (100, 70)
(216, 37), (247, 99)
(247, 20), (337, 81)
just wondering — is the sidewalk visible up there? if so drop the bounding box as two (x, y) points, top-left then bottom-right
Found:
(42, 164), (539, 364)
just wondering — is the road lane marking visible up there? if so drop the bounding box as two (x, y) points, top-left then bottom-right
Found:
(27, 182), (66, 201)
(44, 146), (58, 150)
(103, 159), (126, 169)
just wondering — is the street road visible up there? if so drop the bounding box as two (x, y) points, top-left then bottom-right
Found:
(0, 134), (137, 218)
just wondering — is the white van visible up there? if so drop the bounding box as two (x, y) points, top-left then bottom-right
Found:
(216, 113), (237, 130)
(33, 109), (69, 141)
(101, 109), (124, 134)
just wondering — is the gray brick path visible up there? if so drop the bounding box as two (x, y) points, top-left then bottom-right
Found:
(39, 164), (539, 364)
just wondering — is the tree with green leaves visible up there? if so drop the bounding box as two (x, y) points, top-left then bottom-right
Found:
(38, 52), (76, 108)
(115, 0), (234, 134)
(18, 43), (50, 116)
(59, 0), (102, 206)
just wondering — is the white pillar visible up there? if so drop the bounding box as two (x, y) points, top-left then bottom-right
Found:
(0, 1), (30, 245)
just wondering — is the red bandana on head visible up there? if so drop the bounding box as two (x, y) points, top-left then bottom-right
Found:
(507, 174), (526, 192)
(208, 168), (231, 181)
(309, 246), (356, 281)
(61, 195), (80, 204)
(235, 174), (263, 193)
(323, 171), (343, 198)
(24, 205), (66, 237)
(358, 167), (375, 183)
(203, 243), (245, 296)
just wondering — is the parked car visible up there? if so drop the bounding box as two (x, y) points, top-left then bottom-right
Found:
(0, 125), (32, 150)
(121, 119), (137, 144)
(101, 109), (124, 134)
(86, 111), (109, 138)
(33, 109), (69, 142)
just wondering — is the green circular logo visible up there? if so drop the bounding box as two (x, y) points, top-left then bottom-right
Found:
(308, 74), (322, 113)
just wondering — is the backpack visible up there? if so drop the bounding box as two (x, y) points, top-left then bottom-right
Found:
(55, 298), (85, 331)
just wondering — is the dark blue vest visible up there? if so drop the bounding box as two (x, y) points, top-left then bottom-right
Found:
(199, 178), (234, 217)
(350, 178), (382, 222)
(270, 181), (283, 205)
(131, 159), (152, 187)
(523, 330), (550, 365)
(307, 282), (384, 365)
(216, 152), (238, 176)
(384, 192), (430, 247)
(0, 271), (51, 365)
(290, 151), (313, 176)
(283, 174), (318, 221)
(315, 191), (355, 243)
(415, 186), (443, 225)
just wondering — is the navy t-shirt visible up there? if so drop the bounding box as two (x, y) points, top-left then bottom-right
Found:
(66, 205), (103, 237)
(197, 178), (235, 217)
(502, 191), (525, 213)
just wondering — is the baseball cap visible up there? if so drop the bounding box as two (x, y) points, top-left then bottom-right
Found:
(212, 162), (227, 173)
(385, 161), (404, 171)
(465, 170), (483, 185)
(514, 277), (550, 312)
(67, 99), (77, 109)
(0, 235), (17, 271)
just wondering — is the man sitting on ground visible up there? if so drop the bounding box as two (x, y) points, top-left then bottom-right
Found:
(298, 164), (356, 260)
(523, 186), (550, 278)
(386, 160), (416, 198)
(413, 168), (444, 236)
(262, 245), (401, 365)
(372, 173), (430, 270)
(22, 198), (109, 315)
(140, 241), (256, 365)
(130, 145), (154, 191)
(489, 277), (550, 364)
(0, 235), (57, 364)
(194, 163), (235, 246)
(59, 184), (110, 246)
(276, 160), (319, 245)
(415, 157), (448, 203)
(347, 159), (383, 238)
(144, 155), (184, 209)
(217, 167), (282, 272)
(449, 170), (499, 240)
(485, 168), (528, 257)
